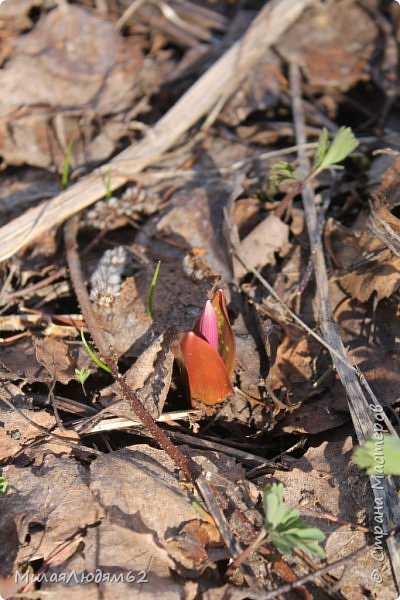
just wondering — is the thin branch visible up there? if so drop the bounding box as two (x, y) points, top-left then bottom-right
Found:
(64, 216), (196, 482)
(64, 217), (264, 587)
(228, 221), (396, 435)
(0, 0), (316, 264)
(260, 526), (400, 600)
(0, 383), (102, 456)
(289, 61), (400, 589)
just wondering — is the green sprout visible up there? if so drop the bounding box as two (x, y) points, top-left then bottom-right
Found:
(61, 141), (74, 190)
(232, 482), (325, 568)
(312, 127), (359, 176)
(105, 169), (112, 202)
(80, 329), (111, 374)
(268, 161), (301, 186)
(0, 476), (8, 495)
(262, 483), (325, 558)
(146, 260), (161, 318)
(353, 434), (400, 476)
(75, 367), (92, 395)
(268, 126), (359, 191)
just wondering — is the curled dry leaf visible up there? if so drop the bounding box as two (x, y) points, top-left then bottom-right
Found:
(99, 330), (175, 420)
(233, 214), (290, 279)
(369, 155), (400, 258)
(276, 0), (377, 91)
(166, 519), (222, 572)
(35, 336), (75, 384)
(0, 4), (159, 169)
(268, 336), (325, 403)
(0, 383), (57, 461)
(0, 337), (74, 384)
(326, 219), (400, 303)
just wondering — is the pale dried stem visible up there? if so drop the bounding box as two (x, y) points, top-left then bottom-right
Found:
(289, 61), (400, 590)
(0, 0), (316, 264)
(64, 216), (196, 481)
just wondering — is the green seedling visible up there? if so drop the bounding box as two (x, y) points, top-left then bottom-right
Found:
(61, 141), (74, 190)
(146, 260), (161, 318)
(232, 482), (325, 569)
(262, 483), (325, 558)
(268, 126), (359, 189)
(0, 476), (8, 495)
(268, 161), (301, 186)
(105, 169), (112, 202)
(75, 367), (92, 395)
(353, 434), (400, 476)
(80, 329), (111, 374)
(312, 126), (359, 175)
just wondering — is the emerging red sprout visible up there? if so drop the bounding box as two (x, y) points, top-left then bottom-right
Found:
(173, 289), (236, 407)
(198, 300), (219, 351)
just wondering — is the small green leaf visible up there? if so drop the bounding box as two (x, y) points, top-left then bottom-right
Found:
(147, 260), (161, 318)
(263, 483), (325, 559)
(353, 434), (400, 476)
(268, 161), (300, 186)
(0, 476), (7, 495)
(270, 524), (326, 559)
(80, 329), (112, 374)
(313, 127), (358, 173)
(75, 367), (91, 385)
(313, 127), (330, 169)
(105, 169), (112, 202)
(263, 482), (285, 527)
(61, 141), (73, 190)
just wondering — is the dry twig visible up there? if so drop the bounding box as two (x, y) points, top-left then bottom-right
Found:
(259, 525), (400, 600)
(64, 215), (196, 482)
(0, 0), (316, 264)
(289, 61), (400, 590)
(64, 216), (261, 588)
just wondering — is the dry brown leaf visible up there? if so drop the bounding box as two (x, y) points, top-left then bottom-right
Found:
(1, 445), (200, 598)
(0, 338), (48, 383)
(166, 519), (222, 571)
(0, 4), (161, 169)
(331, 288), (400, 409)
(369, 155), (400, 257)
(34, 337), (74, 384)
(93, 276), (152, 358)
(233, 214), (290, 278)
(327, 220), (400, 302)
(0, 383), (57, 460)
(151, 186), (232, 279)
(1, 453), (101, 576)
(221, 52), (282, 126)
(268, 336), (320, 402)
(232, 196), (263, 237)
(277, 0), (377, 91)
(342, 242), (400, 303)
(348, 346), (400, 406)
(99, 330), (175, 419)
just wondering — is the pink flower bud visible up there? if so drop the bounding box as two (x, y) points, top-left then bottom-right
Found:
(198, 300), (219, 351)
